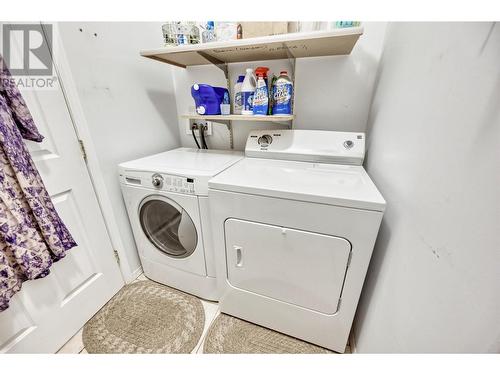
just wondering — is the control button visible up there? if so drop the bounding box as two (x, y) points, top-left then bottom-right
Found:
(343, 140), (354, 149)
(258, 134), (273, 147)
(151, 174), (163, 188)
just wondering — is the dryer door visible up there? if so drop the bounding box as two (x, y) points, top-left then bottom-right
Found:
(139, 195), (198, 258)
(224, 219), (351, 314)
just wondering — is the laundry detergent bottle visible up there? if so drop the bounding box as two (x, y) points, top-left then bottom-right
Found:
(252, 73), (269, 115)
(272, 71), (293, 115)
(241, 68), (256, 115)
(233, 75), (244, 114)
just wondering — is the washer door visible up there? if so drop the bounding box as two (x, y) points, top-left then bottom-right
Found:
(139, 195), (198, 258)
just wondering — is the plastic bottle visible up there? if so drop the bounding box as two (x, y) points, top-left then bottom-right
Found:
(272, 71), (293, 115)
(201, 21), (216, 43)
(233, 75), (245, 114)
(255, 67), (269, 87)
(241, 68), (256, 115)
(252, 73), (269, 116)
(269, 74), (277, 115)
(255, 67), (270, 114)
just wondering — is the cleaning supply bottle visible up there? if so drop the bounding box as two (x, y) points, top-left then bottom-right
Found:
(252, 73), (269, 116)
(269, 74), (277, 115)
(272, 71), (293, 115)
(233, 75), (244, 114)
(201, 21), (216, 43)
(255, 67), (269, 87)
(241, 68), (256, 115)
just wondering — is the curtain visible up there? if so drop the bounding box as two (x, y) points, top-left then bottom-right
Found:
(0, 56), (76, 311)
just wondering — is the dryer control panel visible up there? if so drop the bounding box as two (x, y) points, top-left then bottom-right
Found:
(246, 129), (365, 165)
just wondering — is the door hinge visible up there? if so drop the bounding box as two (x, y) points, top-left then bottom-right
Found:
(78, 139), (87, 162)
(113, 249), (120, 264)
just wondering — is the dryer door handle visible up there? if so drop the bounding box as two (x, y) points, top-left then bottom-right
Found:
(234, 246), (243, 268)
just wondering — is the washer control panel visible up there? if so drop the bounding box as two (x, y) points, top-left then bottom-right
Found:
(157, 174), (195, 194)
(122, 171), (197, 194)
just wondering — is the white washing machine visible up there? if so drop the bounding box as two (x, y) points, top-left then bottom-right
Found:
(119, 148), (243, 300)
(208, 130), (386, 352)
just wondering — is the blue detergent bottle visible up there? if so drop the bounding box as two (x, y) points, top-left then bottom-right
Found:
(272, 71), (293, 115)
(252, 73), (269, 116)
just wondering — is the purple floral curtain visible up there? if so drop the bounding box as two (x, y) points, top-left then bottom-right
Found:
(0, 56), (76, 311)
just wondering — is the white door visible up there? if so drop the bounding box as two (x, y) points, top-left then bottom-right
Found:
(0, 23), (124, 353)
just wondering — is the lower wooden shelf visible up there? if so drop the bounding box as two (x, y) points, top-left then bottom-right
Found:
(181, 114), (294, 122)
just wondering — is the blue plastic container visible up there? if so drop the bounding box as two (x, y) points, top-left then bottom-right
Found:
(191, 84), (229, 115)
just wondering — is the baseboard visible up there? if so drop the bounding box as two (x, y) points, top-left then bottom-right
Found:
(349, 325), (357, 353)
(126, 266), (144, 284)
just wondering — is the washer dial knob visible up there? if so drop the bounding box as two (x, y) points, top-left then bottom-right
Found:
(151, 173), (163, 188)
(258, 134), (273, 147)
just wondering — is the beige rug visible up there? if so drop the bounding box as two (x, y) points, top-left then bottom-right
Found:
(82, 280), (204, 353)
(203, 313), (333, 354)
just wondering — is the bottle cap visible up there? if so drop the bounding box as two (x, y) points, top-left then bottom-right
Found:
(280, 71), (288, 75)
(255, 67), (270, 77)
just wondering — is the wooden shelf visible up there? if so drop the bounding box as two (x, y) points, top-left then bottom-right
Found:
(141, 28), (363, 68)
(181, 114), (294, 122)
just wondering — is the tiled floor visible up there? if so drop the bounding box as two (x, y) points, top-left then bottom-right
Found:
(57, 273), (350, 354)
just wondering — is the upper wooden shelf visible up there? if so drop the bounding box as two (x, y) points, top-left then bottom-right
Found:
(140, 27), (363, 68)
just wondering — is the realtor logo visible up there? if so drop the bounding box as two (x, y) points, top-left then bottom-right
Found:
(2, 23), (53, 76)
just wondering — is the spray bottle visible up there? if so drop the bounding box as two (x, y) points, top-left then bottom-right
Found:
(252, 73), (269, 116)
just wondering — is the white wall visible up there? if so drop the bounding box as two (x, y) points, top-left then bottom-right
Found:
(173, 23), (387, 150)
(58, 22), (180, 280)
(354, 22), (500, 353)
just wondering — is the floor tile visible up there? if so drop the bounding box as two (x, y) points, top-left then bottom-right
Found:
(192, 299), (220, 354)
(57, 328), (84, 354)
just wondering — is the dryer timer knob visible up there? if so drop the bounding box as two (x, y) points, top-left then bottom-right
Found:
(343, 140), (354, 149)
(258, 134), (273, 147)
(152, 174), (163, 188)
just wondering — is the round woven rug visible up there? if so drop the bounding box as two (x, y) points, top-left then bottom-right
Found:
(82, 280), (204, 353)
(203, 314), (332, 354)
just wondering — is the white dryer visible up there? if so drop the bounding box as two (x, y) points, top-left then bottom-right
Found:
(119, 148), (243, 300)
(208, 130), (385, 352)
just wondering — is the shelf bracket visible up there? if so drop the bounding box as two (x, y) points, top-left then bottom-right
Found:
(206, 119), (234, 149)
(281, 43), (296, 78)
(282, 43), (296, 129)
(196, 51), (229, 79)
(225, 121), (234, 150)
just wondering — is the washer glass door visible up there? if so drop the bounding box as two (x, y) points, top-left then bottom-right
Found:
(139, 195), (197, 258)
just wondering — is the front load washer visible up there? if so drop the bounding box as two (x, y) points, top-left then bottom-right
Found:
(119, 148), (243, 300)
(208, 130), (385, 352)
